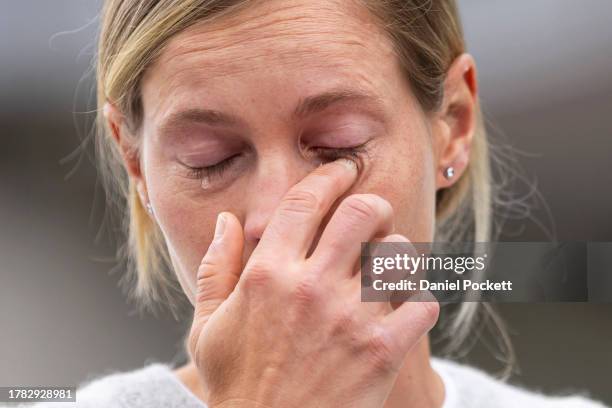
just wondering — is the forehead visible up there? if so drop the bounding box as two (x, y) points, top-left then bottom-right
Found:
(141, 0), (407, 124)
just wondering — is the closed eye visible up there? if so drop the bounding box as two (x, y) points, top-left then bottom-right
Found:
(183, 153), (242, 180)
(182, 144), (369, 183)
(309, 144), (369, 169)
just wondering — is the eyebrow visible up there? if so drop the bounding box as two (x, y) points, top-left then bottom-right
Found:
(293, 88), (387, 120)
(158, 87), (387, 136)
(158, 108), (244, 136)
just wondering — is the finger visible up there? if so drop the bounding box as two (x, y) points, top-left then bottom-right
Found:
(380, 290), (439, 354)
(193, 211), (244, 328)
(258, 159), (358, 260)
(310, 194), (394, 278)
(357, 233), (412, 308)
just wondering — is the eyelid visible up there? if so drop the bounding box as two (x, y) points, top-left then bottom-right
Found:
(308, 142), (371, 172)
(302, 118), (382, 148)
(182, 153), (242, 180)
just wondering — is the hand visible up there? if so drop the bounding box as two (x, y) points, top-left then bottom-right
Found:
(187, 159), (440, 408)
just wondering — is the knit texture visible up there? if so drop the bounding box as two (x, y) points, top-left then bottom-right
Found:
(9, 358), (608, 407)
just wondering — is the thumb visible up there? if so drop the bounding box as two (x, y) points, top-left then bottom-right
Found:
(193, 211), (244, 327)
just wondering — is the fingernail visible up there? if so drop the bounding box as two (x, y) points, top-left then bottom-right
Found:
(337, 158), (358, 172)
(214, 212), (227, 242)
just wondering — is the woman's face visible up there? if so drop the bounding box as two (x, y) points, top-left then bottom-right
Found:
(136, 0), (460, 302)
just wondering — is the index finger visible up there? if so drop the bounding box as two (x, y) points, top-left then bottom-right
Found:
(257, 158), (359, 260)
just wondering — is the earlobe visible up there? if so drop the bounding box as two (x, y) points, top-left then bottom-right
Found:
(136, 181), (154, 217)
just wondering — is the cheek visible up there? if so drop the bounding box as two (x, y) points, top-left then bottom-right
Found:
(144, 159), (221, 292)
(363, 131), (436, 242)
(393, 154), (437, 242)
(158, 187), (216, 284)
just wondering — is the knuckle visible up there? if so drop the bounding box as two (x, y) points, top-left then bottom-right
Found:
(419, 299), (441, 325)
(196, 273), (237, 303)
(363, 325), (397, 374)
(242, 259), (273, 292)
(279, 189), (323, 216)
(340, 194), (387, 224)
(330, 306), (358, 334)
(290, 274), (321, 305)
(402, 299), (440, 334)
(196, 257), (217, 280)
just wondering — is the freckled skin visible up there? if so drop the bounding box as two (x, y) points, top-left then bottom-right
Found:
(140, 0), (437, 300)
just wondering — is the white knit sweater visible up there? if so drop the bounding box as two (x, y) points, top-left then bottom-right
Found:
(10, 358), (608, 407)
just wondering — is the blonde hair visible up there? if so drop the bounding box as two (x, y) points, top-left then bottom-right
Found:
(95, 0), (509, 363)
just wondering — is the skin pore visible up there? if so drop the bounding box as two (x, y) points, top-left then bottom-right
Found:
(106, 0), (477, 406)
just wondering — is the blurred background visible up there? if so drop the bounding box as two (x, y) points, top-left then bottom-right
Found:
(1, 0), (611, 405)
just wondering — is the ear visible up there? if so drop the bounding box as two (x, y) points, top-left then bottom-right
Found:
(103, 102), (150, 208)
(431, 53), (478, 190)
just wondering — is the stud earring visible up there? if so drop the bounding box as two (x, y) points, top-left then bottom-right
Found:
(444, 166), (455, 180)
(145, 202), (154, 216)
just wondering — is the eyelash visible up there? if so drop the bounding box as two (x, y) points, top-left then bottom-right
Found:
(309, 145), (368, 168)
(184, 144), (368, 181)
(184, 153), (241, 180)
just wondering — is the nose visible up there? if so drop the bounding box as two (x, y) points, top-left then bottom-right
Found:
(242, 155), (310, 245)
